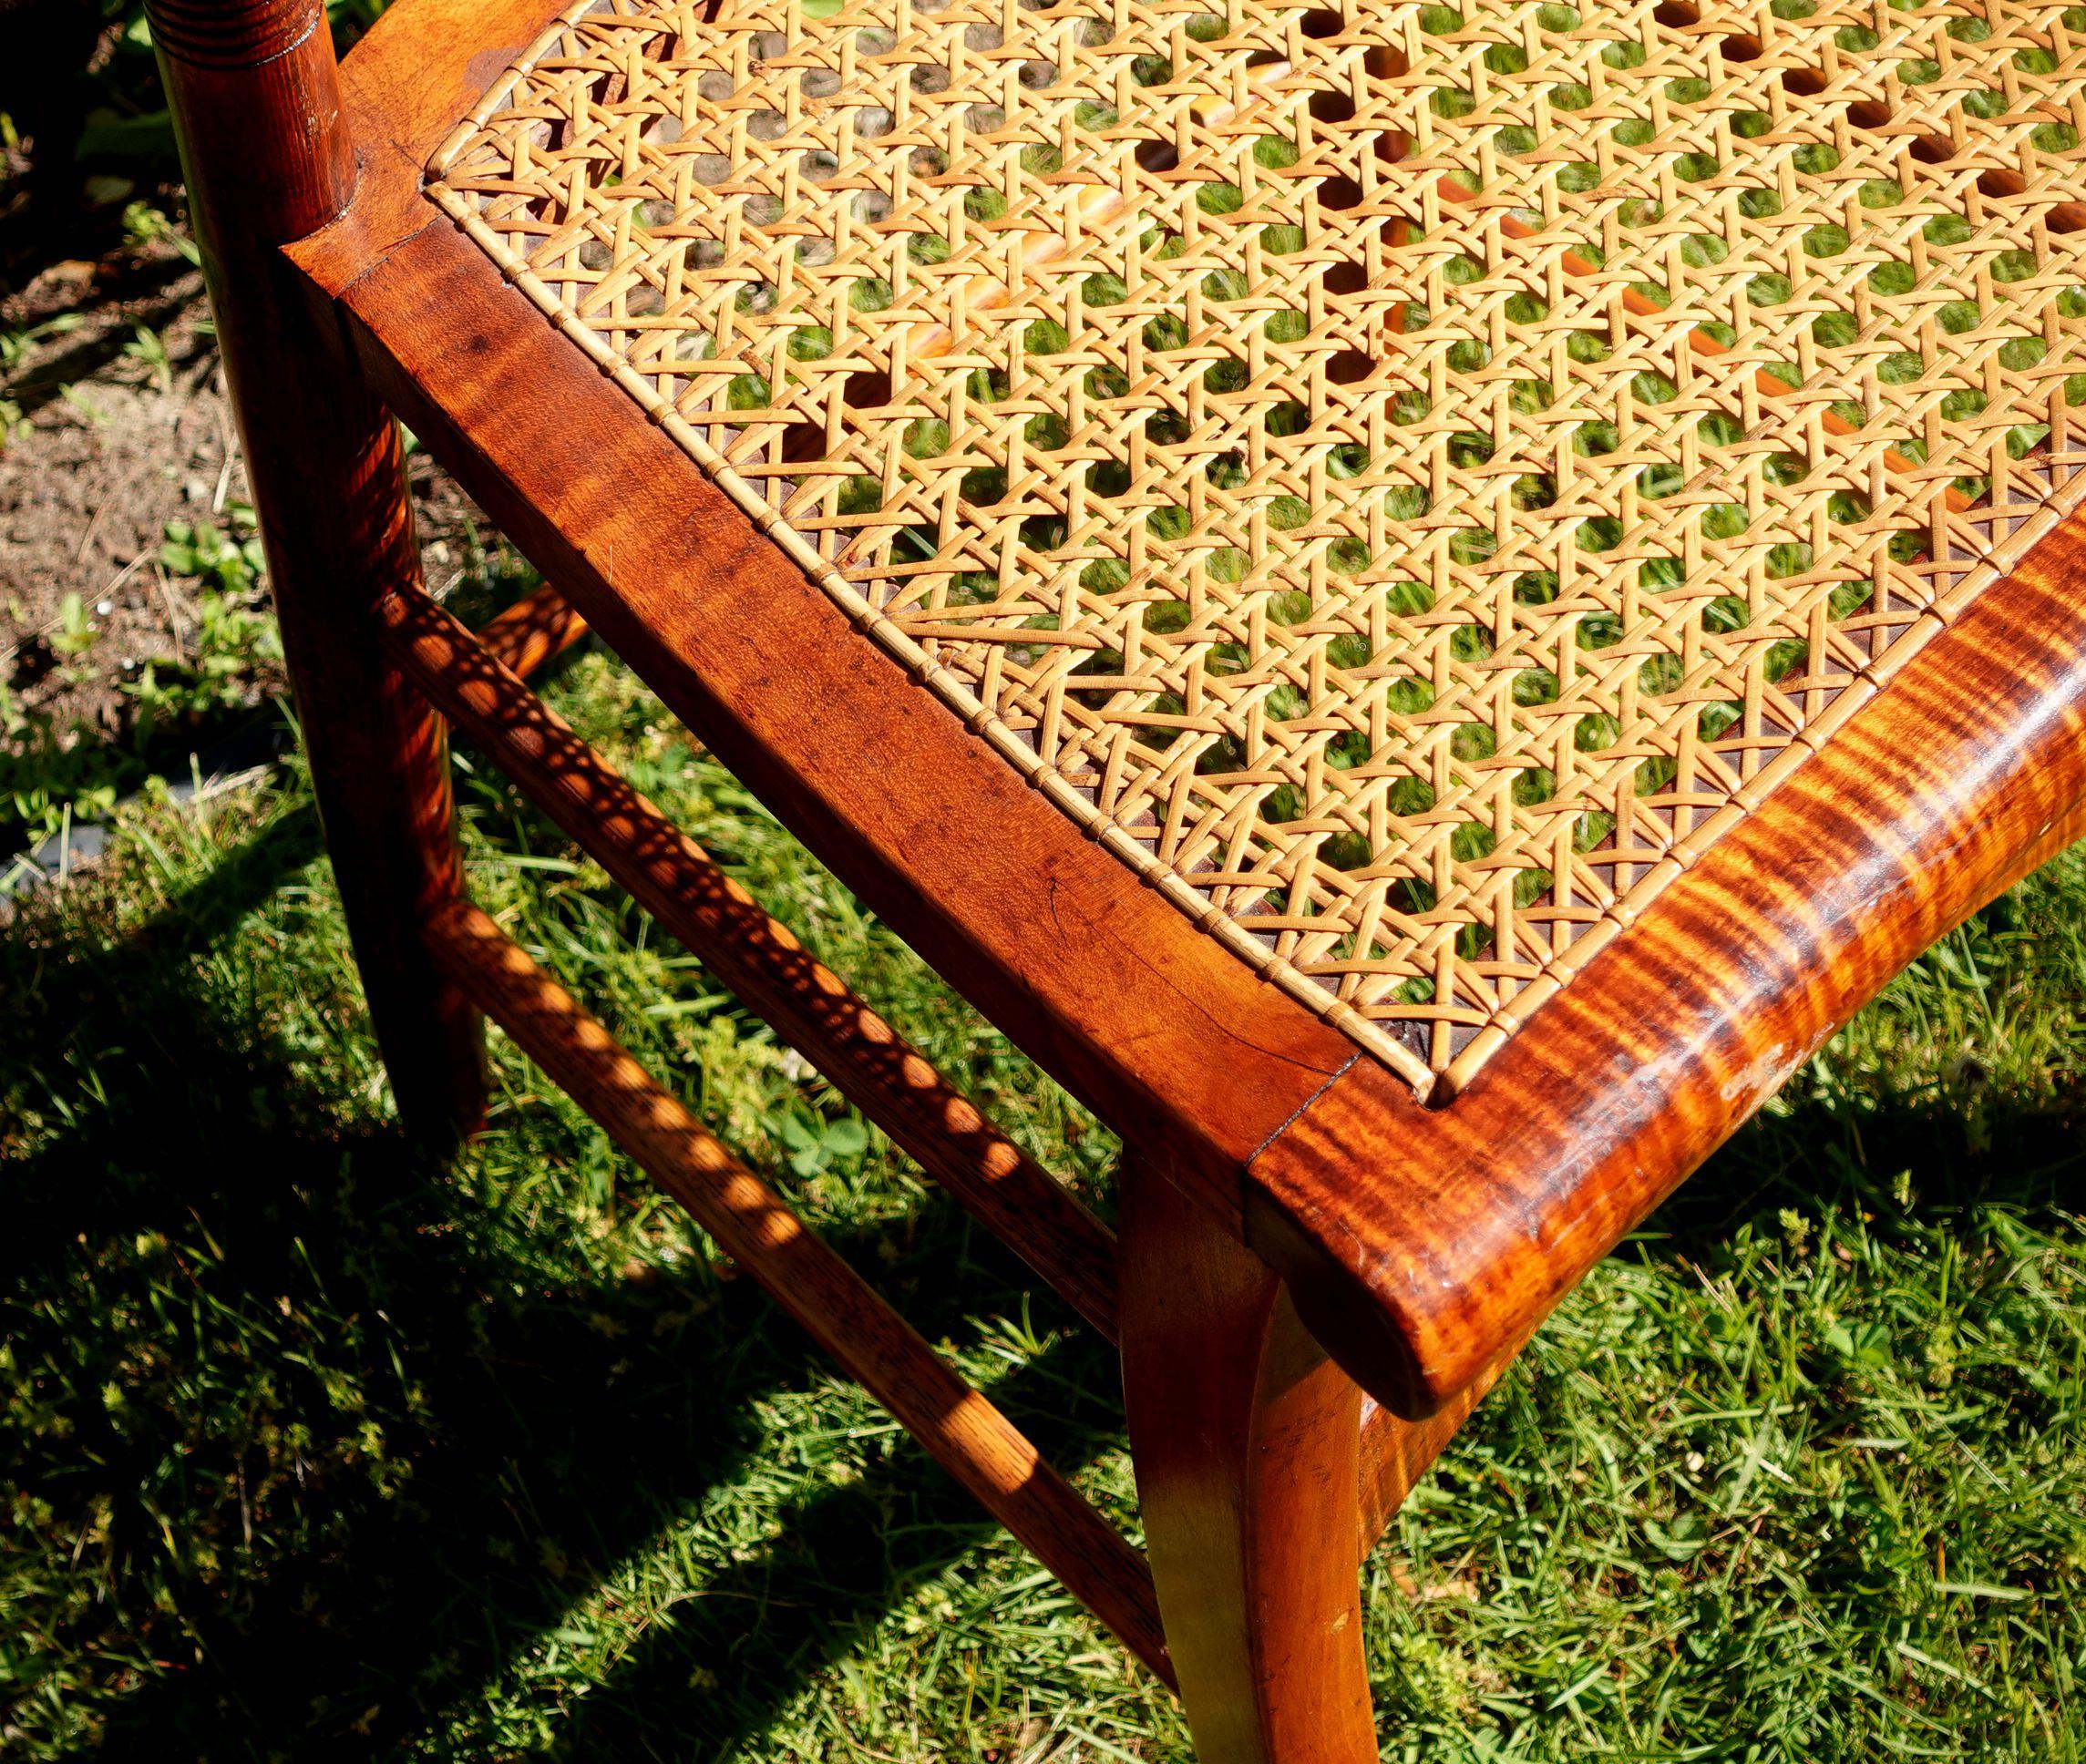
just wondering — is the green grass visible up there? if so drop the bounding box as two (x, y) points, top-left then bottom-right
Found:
(4, 631), (2086, 1759)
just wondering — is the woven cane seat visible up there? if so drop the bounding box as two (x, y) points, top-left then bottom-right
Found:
(430, 0), (2086, 1092)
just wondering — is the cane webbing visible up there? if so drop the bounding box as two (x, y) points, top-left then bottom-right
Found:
(430, 0), (2086, 1092)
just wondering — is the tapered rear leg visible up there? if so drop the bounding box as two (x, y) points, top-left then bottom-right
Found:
(149, 0), (486, 1142)
(1120, 1163), (1378, 1763)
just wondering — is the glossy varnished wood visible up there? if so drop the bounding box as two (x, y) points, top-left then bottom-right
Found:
(287, 0), (1359, 1220)
(149, 0), (485, 1140)
(478, 581), (590, 679)
(425, 897), (1175, 1682)
(1252, 527), (2086, 1419)
(297, 0), (2086, 1426)
(1120, 1163), (1376, 1762)
(382, 581), (1123, 1341)
(160, 0), (2086, 1740)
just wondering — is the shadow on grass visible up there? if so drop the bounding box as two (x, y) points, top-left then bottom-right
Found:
(9, 798), (2081, 1759)
(2, 806), (1124, 1759)
(1661, 1063), (2086, 1267)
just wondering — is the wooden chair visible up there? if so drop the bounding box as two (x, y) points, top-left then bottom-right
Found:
(152, 0), (2086, 1749)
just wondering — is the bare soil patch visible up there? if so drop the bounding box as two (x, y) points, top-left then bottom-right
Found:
(1, 246), (241, 740)
(1, 233), (494, 856)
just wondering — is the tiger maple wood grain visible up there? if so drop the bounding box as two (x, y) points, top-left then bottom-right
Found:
(1252, 521), (2086, 1418)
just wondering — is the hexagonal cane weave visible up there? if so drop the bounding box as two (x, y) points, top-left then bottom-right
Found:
(430, 0), (2086, 1092)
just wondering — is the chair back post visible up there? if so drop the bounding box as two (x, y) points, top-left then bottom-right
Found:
(149, 0), (487, 1142)
(145, 0), (356, 246)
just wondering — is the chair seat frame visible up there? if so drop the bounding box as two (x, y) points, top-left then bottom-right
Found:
(147, 0), (2086, 1753)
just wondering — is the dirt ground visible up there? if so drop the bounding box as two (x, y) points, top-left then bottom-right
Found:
(1, 235), (488, 757)
(0, 241), (241, 739)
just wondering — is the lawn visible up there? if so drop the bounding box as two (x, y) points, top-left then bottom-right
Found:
(2, 617), (2084, 1758)
(5, 2), (2086, 1751)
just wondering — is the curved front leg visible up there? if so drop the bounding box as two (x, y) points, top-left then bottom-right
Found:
(1120, 1163), (1378, 1763)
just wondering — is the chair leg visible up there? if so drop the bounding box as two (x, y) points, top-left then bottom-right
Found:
(149, 0), (486, 1143)
(1120, 1163), (1378, 1763)
(266, 410), (488, 1145)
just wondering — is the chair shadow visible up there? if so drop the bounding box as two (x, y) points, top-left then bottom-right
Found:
(4, 808), (1121, 1760)
(19, 799), (2078, 1759)
(1654, 1060), (2085, 1264)
(1, 263), (208, 417)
